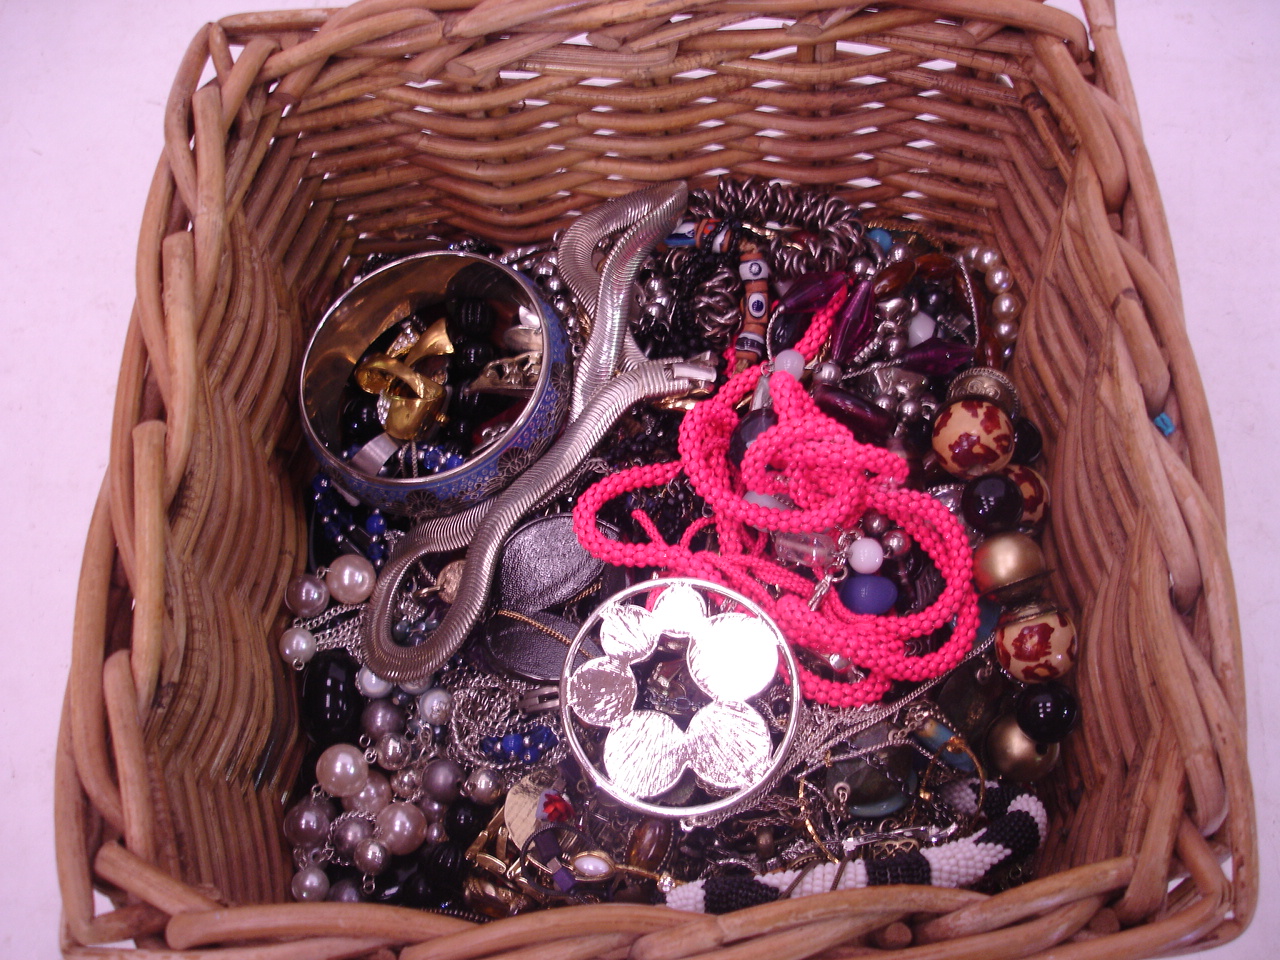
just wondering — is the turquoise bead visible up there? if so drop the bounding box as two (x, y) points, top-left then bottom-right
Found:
(868, 228), (894, 253)
(837, 574), (898, 615)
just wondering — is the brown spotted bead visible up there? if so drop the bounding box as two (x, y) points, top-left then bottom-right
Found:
(995, 603), (1077, 683)
(1000, 463), (1049, 527)
(931, 399), (1014, 479)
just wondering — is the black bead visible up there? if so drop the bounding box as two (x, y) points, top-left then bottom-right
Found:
(961, 474), (1024, 534)
(341, 394), (383, 447)
(1014, 682), (1079, 743)
(420, 842), (468, 891)
(445, 799), (487, 847)
(1012, 417), (1043, 464)
(727, 409), (778, 467)
(368, 857), (420, 904)
(300, 650), (364, 747)
(447, 297), (496, 341)
(451, 339), (495, 382)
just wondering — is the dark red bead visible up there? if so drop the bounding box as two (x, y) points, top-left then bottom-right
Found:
(961, 474), (1024, 534)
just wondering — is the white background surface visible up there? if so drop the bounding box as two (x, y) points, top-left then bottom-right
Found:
(1, 1), (1274, 956)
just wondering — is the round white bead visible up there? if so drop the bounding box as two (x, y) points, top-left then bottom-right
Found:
(279, 627), (316, 668)
(773, 349), (806, 381)
(847, 538), (885, 574)
(356, 666), (394, 699)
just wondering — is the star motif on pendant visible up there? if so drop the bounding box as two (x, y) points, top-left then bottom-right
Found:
(565, 581), (783, 799)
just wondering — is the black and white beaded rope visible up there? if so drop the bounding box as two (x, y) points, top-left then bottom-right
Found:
(663, 782), (1046, 914)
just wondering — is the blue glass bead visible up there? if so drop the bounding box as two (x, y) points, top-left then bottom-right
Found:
(392, 619), (412, 643)
(480, 736), (500, 758)
(519, 745), (541, 764)
(500, 733), (524, 758)
(365, 511), (387, 536)
(868, 228), (893, 253)
(368, 542), (387, 563)
(321, 519), (343, 540)
(403, 629), (429, 648)
(341, 444), (363, 461)
(443, 452), (465, 470)
(837, 574), (898, 615)
(311, 474), (331, 494)
(529, 725), (557, 749)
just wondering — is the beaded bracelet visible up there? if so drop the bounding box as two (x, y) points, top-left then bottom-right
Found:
(663, 781), (1046, 913)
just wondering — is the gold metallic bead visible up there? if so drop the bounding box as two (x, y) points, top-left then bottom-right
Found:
(986, 714), (1060, 781)
(464, 872), (534, 918)
(971, 532), (1047, 602)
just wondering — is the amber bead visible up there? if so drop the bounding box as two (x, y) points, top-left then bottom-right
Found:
(627, 818), (673, 873)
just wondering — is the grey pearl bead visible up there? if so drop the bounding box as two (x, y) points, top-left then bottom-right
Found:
(375, 734), (411, 771)
(873, 393), (896, 412)
(882, 529), (913, 559)
(888, 243), (912, 262)
(353, 838), (389, 876)
(362, 699), (406, 740)
(897, 398), (922, 421)
(424, 821), (449, 845)
(812, 361), (842, 386)
(418, 797), (448, 822)
(417, 689), (453, 726)
(850, 257), (874, 278)
(331, 815), (374, 859)
(391, 767), (422, 798)
(463, 767), (504, 807)
(285, 574), (329, 618)
(283, 796), (334, 847)
(327, 877), (364, 903)
(291, 865), (330, 902)
(422, 758), (464, 803)
(863, 511), (890, 537)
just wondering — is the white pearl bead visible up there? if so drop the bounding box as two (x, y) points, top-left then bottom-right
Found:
(316, 743), (369, 798)
(847, 538), (884, 574)
(375, 801), (428, 856)
(279, 627), (316, 668)
(773, 349), (806, 381)
(985, 265), (1014, 294)
(417, 688), (453, 726)
(962, 244), (983, 266)
(977, 247), (1003, 272)
(326, 553), (377, 605)
(993, 319), (1020, 345)
(399, 674), (434, 695)
(356, 666), (394, 699)
(991, 292), (1021, 322)
(906, 311), (936, 347)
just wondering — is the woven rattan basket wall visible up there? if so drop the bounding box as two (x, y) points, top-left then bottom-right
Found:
(54, 1), (1256, 957)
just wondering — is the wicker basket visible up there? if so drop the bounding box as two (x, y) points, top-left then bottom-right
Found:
(55, 1), (1256, 957)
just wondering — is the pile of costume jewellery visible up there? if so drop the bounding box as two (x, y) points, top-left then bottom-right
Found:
(280, 179), (1078, 917)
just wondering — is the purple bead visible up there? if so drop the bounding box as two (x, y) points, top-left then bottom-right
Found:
(812, 385), (892, 445)
(831, 280), (875, 364)
(837, 574), (898, 615)
(778, 271), (847, 311)
(898, 338), (975, 376)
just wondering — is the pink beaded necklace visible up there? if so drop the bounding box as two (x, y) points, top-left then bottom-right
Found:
(573, 287), (979, 708)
